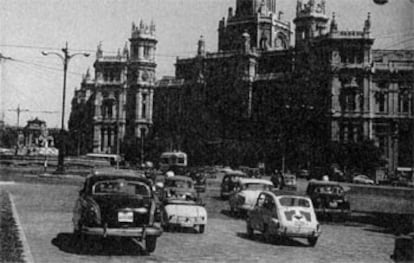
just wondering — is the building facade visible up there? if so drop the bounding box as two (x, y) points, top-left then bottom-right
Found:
(153, 0), (414, 174)
(69, 20), (157, 160)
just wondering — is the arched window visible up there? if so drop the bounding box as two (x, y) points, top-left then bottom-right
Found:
(274, 34), (287, 50)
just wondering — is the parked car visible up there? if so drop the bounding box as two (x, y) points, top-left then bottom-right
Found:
(296, 169), (310, 179)
(188, 170), (208, 193)
(352, 174), (374, 185)
(228, 178), (274, 216)
(280, 173), (297, 191)
(220, 170), (248, 199)
(246, 191), (321, 246)
(306, 180), (351, 219)
(72, 168), (162, 254)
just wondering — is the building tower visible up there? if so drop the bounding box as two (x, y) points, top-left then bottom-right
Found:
(293, 0), (328, 49)
(218, 0), (290, 52)
(129, 20), (157, 139)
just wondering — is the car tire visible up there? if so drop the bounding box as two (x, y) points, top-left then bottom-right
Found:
(145, 236), (157, 253)
(199, 225), (205, 234)
(308, 237), (318, 247)
(246, 223), (254, 239)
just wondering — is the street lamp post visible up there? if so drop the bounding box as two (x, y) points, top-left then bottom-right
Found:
(42, 42), (89, 173)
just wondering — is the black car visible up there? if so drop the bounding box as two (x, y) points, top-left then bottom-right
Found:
(72, 168), (162, 254)
(306, 180), (351, 219)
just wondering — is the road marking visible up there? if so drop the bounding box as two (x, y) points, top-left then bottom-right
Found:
(0, 181), (16, 185)
(9, 193), (35, 263)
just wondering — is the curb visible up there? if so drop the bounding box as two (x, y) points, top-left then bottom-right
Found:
(9, 193), (35, 263)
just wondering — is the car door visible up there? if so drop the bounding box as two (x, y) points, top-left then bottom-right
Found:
(262, 194), (277, 230)
(250, 193), (266, 231)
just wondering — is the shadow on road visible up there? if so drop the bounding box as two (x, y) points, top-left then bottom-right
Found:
(220, 209), (246, 220)
(236, 232), (309, 247)
(51, 233), (149, 256)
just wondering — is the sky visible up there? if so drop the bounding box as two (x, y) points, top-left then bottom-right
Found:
(0, 0), (413, 128)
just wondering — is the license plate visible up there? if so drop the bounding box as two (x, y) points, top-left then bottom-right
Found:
(180, 217), (193, 227)
(118, 211), (133, 223)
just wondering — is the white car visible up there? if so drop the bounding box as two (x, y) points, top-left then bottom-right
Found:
(160, 176), (207, 233)
(161, 199), (207, 233)
(247, 191), (321, 246)
(228, 178), (274, 216)
(353, 174), (374, 185)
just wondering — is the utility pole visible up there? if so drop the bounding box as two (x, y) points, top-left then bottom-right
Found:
(0, 53), (13, 128)
(42, 42), (89, 173)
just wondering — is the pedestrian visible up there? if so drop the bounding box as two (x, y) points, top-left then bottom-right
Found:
(271, 170), (280, 188)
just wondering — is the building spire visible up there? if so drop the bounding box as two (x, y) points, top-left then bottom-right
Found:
(364, 12), (371, 33)
(197, 35), (206, 56)
(330, 12), (338, 33)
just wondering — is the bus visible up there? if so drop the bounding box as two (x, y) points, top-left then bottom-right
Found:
(159, 151), (187, 174)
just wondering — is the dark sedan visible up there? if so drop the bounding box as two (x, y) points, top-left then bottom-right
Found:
(72, 168), (162, 254)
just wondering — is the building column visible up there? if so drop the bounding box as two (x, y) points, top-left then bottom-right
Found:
(148, 89), (154, 123)
(136, 91), (142, 121)
(93, 125), (101, 153)
(95, 91), (102, 119)
(103, 129), (108, 152)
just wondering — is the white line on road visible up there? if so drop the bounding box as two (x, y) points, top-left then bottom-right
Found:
(9, 192), (35, 263)
(0, 181), (16, 185)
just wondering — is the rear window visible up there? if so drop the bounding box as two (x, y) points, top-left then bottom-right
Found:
(93, 180), (150, 196)
(243, 183), (272, 191)
(279, 197), (311, 208)
(165, 179), (193, 188)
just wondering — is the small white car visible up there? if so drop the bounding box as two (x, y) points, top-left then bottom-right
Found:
(228, 178), (274, 216)
(246, 191), (321, 246)
(160, 176), (207, 233)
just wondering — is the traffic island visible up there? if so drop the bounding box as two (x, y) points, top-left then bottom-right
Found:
(0, 191), (24, 263)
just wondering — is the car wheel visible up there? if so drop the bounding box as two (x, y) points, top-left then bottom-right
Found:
(145, 236), (157, 253)
(199, 225), (205, 234)
(246, 223), (254, 239)
(308, 237), (318, 247)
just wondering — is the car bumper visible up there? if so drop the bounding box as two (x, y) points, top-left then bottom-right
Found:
(168, 217), (207, 227)
(82, 225), (162, 238)
(315, 208), (350, 215)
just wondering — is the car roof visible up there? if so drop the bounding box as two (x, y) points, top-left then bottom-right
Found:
(307, 179), (342, 186)
(86, 168), (149, 184)
(165, 175), (193, 182)
(238, 178), (273, 185)
(260, 190), (310, 200)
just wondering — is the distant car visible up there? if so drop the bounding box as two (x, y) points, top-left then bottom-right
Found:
(353, 174), (374, 185)
(306, 180), (351, 219)
(160, 176), (207, 233)
(296, 169), (310, 179)
(72, 168), (162, 254)
(188, 170), (208, 193)
(228, 178), (274, 216)
(280, 173), (297, 191)
(246, 191), (321, 246)
(220, 170), (248, 200)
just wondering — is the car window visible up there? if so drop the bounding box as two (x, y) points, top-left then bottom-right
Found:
(243, 183), (272, 191)
(93, 180), (150, 196)
(279, 197), (311, 208)
(165, 179), (192, 188)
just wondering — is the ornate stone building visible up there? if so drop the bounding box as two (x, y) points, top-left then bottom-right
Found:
(153, 0), (414, 174)
(69, 20), (157, 158)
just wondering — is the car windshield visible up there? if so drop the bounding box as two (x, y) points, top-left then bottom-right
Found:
(242, 183), (272, 191)
(165, 179), (193, 188)
(93, 180), (150, 196)
(314, 185), (343, 195)
(279, 197), (311, 208)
